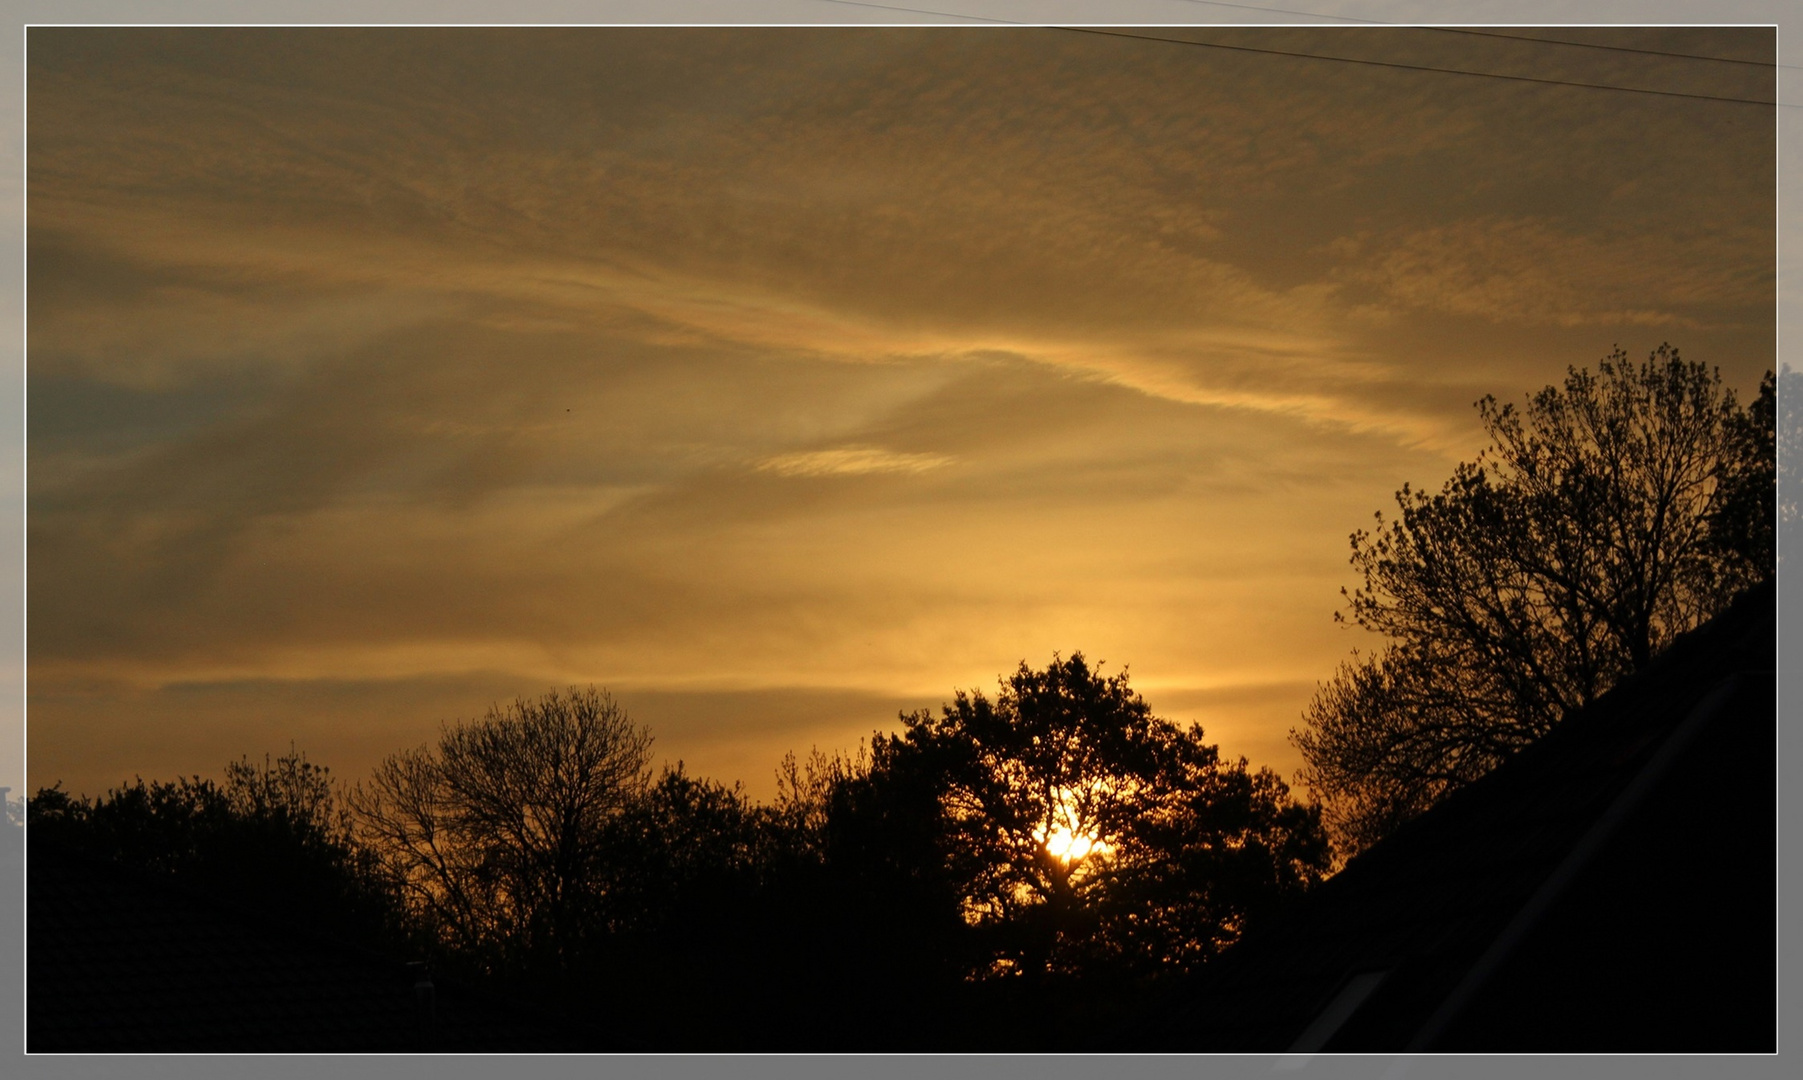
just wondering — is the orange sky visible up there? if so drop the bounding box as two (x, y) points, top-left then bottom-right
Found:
(24, 27), (1775, 801)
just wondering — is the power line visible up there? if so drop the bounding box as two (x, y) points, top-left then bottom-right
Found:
(1424, 26), (1776, 68)
(1057, 26), (1776, 107)
(1170, 2), (1779, 67)
(1168, 0), (1780, 69)
(832, 0), (1778, 71)
(814, 1), (1779, 107)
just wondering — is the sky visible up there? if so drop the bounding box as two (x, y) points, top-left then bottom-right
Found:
(23, 26), (1775, 801)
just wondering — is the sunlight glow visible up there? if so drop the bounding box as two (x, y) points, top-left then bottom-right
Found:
(1033, 788), (1114, 864)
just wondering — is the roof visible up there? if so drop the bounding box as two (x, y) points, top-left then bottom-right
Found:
(1120, 582), (1777, 1053)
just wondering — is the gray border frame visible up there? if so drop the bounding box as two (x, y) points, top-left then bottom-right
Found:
(1, 3), (1793, 1078)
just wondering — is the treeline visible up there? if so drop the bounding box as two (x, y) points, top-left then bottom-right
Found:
(31, 658), (1330, 1051)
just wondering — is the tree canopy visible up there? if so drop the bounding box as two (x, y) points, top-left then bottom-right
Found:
(1294, 346), (1775, 855)
(851, 653), (1330, 984)
(32, 670), (1334, 1049)
(348, 687), (653, 975)
(28, 748), (398, 950)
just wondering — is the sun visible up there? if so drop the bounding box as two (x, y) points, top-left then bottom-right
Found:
(1040, 822), (1106, 862)
(1033, 788), (1114, 864)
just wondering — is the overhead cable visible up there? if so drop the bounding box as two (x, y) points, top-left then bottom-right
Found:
(1058, 26), (1776, 106)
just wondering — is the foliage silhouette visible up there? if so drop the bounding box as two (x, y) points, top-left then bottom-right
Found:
(29, 748), (398, 951)
(593, 764), (766, 937)
(28, 680), (1333, 1050)
(853, 653), (1330, 987)
(349, 686), (652, 978)
(1294, 346), (1776, 855)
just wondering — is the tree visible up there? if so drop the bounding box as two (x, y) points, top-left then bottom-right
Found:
(28, 748), (399, 950)
(349, 687), (652, 976)
(1294, 346), (1775, 856)
(768, 744), (869, 861)
(857, 653), (1330, 985)
(221, 744), (355, 842)
(590, 763), (770, 940)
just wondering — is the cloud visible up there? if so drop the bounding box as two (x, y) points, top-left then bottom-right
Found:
(23, 27), (1775, 796)
(1329, 216), (1773, 328)
(757, 445), (954, 478)
(32, 28), (1770, 444)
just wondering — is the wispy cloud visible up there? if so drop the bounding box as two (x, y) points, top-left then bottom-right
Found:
(1330, 216), (1773, 328)
(23, 27), (1775, 800)
(757, 445), (954, 477)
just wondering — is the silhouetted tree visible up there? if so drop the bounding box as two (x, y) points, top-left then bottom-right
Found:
(222, 745), (356, 841)
(518, 763), (763, 1040)
(349, 687), (652, 977)
(590, 764), (768, 943)
(859, 654), (1329, 987)
(1295, 346), (1776, 855)
(28, 748), (397, 949)
(804, 734), (986, 1019)
(768, 745), (869, 860)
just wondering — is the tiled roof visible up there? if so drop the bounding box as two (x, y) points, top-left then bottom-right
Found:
(1120, 582), (1776, 1053)
(28, 845), (612, 1052)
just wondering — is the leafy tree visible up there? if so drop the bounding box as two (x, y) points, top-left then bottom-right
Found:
(859, 653), (1330, 985)
(1294, 346), (1775, 855)
(28, 748), (398, 949)
(768, 745), (869, 860)
(803, 733), (985, 1002)
(591, 764), (768, 938)
(222, 744), (357, 843)
(348, 687), (652, 976)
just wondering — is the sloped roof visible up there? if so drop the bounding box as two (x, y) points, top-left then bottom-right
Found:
(1122, 582), (1776, 1053)
(28, 845), (612, 1052)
